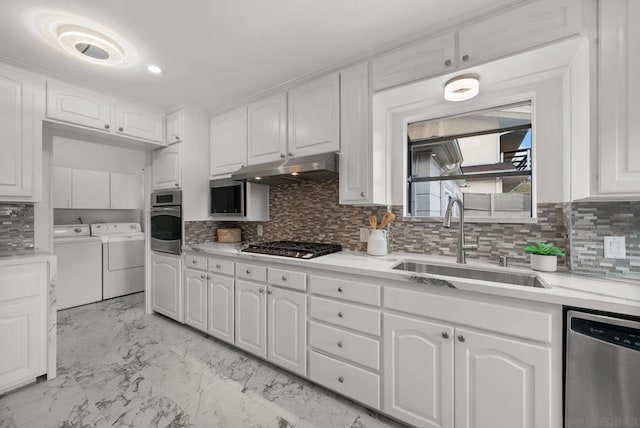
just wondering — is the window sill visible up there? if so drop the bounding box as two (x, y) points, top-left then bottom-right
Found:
(400, 215), (538, 224)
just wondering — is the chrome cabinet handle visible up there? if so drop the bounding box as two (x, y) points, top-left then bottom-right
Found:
(462, 54), (469, 62)
(206, 275), (210, 280)
(118, 127), (124, 132)
(267, 289), (272, 295)
(174, 183), (179, 187)
(104, 124), (110, 129)
(216, 264), (221, 269)
(280, 154), (285, 158)
(338, 312), (344, 318)
(337, 287), (343, 293)
(175, 135), (180, 140)
(192, 260), (197, 264)
(288, 152), (293, 157)
(281, 276), (287, 281)
(246, 269), (251, 274)
(259, 288), (264, 294)
(337, 341), (344, 348)
(200, 274), (205, 279)
(338, 376), (344, 383)
(445, 59), (452, 66)
(458, 335), (466, 342)
(360, 192), (366, 198)
(442, 331), (449, 339)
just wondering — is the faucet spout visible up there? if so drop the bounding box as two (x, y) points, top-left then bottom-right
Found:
(443, 197), (477, 264)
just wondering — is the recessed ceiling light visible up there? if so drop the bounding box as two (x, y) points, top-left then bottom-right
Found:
(57, 24), (124, 65)
(255, 177), (262, 180)
(291, 172), (299, 176)
(444, 74), (480, 102)
(147, 65), (162, 74)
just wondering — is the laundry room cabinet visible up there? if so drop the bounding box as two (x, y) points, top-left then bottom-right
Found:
(53, 167), (142, 209)
(71, 169), (110, 209)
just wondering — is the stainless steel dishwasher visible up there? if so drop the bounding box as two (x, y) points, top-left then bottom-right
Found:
(566, 310), (640, 428)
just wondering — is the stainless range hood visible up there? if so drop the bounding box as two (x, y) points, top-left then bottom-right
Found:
(230, 152), (338, 184)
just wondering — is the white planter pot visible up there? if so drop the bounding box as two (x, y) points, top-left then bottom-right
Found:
(530, 254), (558, 272)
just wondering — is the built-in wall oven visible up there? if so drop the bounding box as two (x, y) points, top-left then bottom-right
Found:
(150, 190), (182, 255)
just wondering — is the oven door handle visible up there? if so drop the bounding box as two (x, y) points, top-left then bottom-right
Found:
(151, 206), (181, 217)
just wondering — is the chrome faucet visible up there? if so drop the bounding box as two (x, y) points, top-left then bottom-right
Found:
(443, 197), (478, 264)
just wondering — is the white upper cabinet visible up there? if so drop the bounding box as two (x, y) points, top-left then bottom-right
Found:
(0, 64), (37, 200)
(114, 101), (164, 143)
(288, 73), (340, 157)
(247, 92), (287, 165)
(458, 0), (582, 68)
(598, 0), (640, 194)
(52, 167), (72, 209)
(110, 172), (143, 210)
(46, 80), (112, 131)
(339, 62), (387, 206)
(152, 143), (182, 190)
(166, 109), (183, 144)
(267, 287), (307, 377)
(372, 33), (456, 92)
(210, 106), (247, 176)
(71, 169), (110, 209)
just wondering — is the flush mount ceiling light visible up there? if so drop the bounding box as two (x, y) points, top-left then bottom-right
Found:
(444, 74), (480, 102)
(147, 65), (163, 74)
(57, 24), (124, 65)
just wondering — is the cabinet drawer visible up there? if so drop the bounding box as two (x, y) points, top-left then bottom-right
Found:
(0, 264), (46, 303)
(385, 287), (554, 343)
(236, 262), (267, 282)
(309, 321), (380, 371)
(208, 257), (235, 276)
(268, 267), (306, 291)
(310, 296), (380, 336)
(309, 275), (380, 306)
(309, 351), (380, 409)
(184, 254), (207, 271)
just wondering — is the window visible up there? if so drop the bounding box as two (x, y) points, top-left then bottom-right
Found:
(406, 102), (533, 219)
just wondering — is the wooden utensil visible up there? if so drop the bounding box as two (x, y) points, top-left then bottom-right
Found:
(378, 211), (396, 229)
(368, 215), (377, 230)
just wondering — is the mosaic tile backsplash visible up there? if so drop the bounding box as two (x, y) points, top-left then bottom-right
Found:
(0, 203), (35, 252)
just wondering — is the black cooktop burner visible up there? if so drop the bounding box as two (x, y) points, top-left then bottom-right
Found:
(241, 241), (342, 259)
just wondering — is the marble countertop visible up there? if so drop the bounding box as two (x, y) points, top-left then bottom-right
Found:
(184, 243), (640, 317)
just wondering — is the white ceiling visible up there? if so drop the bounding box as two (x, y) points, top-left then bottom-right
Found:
(0, 0), (522, 112)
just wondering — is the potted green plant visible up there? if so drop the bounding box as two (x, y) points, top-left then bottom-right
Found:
(525, 242), (565, 272)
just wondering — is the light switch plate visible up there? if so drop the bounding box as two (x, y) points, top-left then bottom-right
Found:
(360, 228), (370, 242)
(256, 224), (263, 237)
(604, 236), (626, 259)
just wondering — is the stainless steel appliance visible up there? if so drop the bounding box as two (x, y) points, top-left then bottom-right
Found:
(151, 190), (182, 255)
(242, 241), (342, 259)
(231, 152), (338, 184)
(565, 310), (640, 428)
(210, 178), (245, 216)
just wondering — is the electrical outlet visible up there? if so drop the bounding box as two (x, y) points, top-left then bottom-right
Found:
(256, 224), (264, 237)
(360, 228), (370, 243)
(604, 236), (626, 259)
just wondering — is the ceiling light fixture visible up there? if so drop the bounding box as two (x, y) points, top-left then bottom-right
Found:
(147, 65), (162, 74)
(57, 24), (124, 65)
(291, 172), (299, 176)
(444, 74), (480, 102)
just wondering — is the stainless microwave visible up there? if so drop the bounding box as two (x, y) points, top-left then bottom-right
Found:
(210, 179), (245, 216)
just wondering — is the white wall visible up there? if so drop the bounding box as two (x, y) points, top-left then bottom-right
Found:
(53, 137), (146, 173)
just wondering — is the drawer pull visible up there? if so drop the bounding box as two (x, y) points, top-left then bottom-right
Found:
(338, 376), (344, 383)
(442, 331), (449, 339)
(458, 335), (466, 342)
(281, 275), (287, 281)
(338, 312), (344, 318)
(259, 288), (264, 294)
(200, 274), (205, 279)
(267, 289), (272, 295)
(337, 286), (344, 293)
(246, 269), (251, 274)
(192, 259), (197, 264)
(337, 341), (344, 348)
(216, 264), (221, 269)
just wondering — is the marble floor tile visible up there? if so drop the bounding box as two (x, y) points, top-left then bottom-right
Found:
(0, 293), (404, 428)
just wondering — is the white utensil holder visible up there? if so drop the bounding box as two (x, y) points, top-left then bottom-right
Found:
(367, 229), (388, 256)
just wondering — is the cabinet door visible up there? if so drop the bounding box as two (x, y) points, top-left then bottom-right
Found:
(110, 172), (143, 209)
(115, 102), (164, 143)
(71, 169), (110, 209)
(207, 274), (234, 344)
(151, 252), (183, 322)
(235, 279), (267, 358)
(46, 80), (111, 131)
(166, 109), (183, 144)
(383, 314), (454, 428)
(454, 328), (552, 428)
(372, 33), (455, 91)
(0, 65), (35, 198)
(288, 73), (340, 157)
(247, 93), (287, 165)
(267, 287), (307, 376)
(458, 0), (581, 68)
(52, 167), (72, 209)
(152, 143), (181, 190)
(598, 0), (640, 194)
(184, 268), (207, 332)
(210, 107), (247, 176)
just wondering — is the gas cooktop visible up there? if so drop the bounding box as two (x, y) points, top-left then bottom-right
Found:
(241, 241), (342, 259)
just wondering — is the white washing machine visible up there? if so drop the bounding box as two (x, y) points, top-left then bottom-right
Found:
(91, 223), (145, 299)
(53, 224), (102, 310)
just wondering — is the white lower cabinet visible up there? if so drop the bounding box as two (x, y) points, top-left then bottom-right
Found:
(151, 252), (183, 322)
(267, 287), (307, 376)
(235, 279), (267, 358)
(383, 314), (454, 428)
(184, 268), (207, 332)
(207, 273), (235, 344)
(0, 262), (48, 394)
